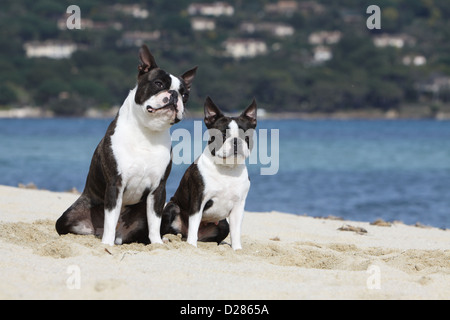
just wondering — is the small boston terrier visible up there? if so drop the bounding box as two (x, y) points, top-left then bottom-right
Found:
(56, 45), (197, 246)
(162, 97), (257, 250)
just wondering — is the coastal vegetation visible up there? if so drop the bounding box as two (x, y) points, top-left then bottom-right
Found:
(1, 0), (450, 116)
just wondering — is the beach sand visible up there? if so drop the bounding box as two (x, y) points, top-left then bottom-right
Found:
(0, 185), (448, 300)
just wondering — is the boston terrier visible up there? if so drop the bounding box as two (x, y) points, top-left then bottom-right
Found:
(161, 97), (257, 250)
(55, 45), (197, 246)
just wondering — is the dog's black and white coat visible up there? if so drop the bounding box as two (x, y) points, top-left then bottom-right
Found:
(56, 45), (197, 245)
(162, 97), (257, 250)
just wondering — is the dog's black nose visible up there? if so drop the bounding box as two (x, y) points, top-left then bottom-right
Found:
(233, 138), (239, 154)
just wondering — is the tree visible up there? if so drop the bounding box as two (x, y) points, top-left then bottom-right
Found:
(35, 79), (70, 105)
(0, 84), (17, 105)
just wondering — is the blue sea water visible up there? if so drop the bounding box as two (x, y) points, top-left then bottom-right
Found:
(0, 118), (449, 228)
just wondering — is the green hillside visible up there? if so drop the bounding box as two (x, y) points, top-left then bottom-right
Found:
(1, 0), (450, 116)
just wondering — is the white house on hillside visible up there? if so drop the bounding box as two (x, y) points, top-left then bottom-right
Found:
(224, 39), (268, 59)
(265, 1), (324, 15)
(112, 4), (149, 19)
(23, 41), (77, 59)
(117, 31), (161, 47)
(240, 22), (294, 37)
(308, 31), (342, 45)
(313, 46), (332, 63)
(373, 34), (416, 49)
(402, 55), (427, 66)
(191, 18), (216, 31)
(188, 2), (234, 16)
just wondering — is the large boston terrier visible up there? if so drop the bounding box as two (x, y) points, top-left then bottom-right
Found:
(162, 97), (257, 250)
(55, 45), (197, 246)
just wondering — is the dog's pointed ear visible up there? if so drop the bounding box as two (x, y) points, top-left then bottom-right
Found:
(138, 45), (158, 76)
(181, 66), (197, 91)
(204, 96), (224, 128)
(240, 99), (257, 127)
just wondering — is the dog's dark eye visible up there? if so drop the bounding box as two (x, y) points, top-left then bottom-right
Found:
(182, 92), (189, 101)
(154, 80), (164, 88)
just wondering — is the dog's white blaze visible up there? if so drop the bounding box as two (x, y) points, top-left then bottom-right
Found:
(228, 120), (239, 138)
(169, 75), (181, 91)
(214, 120), (249, 162)
(169, 75), (185, 118)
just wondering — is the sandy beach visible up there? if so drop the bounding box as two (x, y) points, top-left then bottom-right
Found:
(0, 184), (448, 300)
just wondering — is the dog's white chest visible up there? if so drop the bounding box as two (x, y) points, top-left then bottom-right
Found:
(121, 145), (170, 205)
(198, 155), (250, 222)
(111, 113), (171, 205)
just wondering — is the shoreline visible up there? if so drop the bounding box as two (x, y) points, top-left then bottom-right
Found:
(13, 182), (448, 230)
(0, 185), (449, 299)
(1, 106), (450, 120)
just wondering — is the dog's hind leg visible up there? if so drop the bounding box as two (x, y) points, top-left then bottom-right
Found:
(55, 195), (96, 235)
(116, 201), (150, 245)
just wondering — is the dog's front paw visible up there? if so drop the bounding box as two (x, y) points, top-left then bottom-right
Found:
(114, 236), (123, 245)
(149, 237), (164, 245)
(231, 243), (242, 251)
(187, 239), (198, 248)
(101, 239), (115, 246)
(101, 232), (116, 246)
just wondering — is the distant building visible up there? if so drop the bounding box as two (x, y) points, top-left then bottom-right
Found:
(191, 18), (216, 31)
(118, 31), (161, 47)
(416, 74), (450, 96)
(240, 22), (294, 37)
(308, 31), (342, 45)
(57, 16), (93, 30)
(188, 2), (234, 17)
(307, 31), (340, 65)
(265, 1), (324, 15)
(297, 1), (325, 14)
(224, 39), (268, 59)
(265, 0), (298, 14)
(112, 4), (149, 19)
(57, 16), (122, 31)
(313, 46), (332, 63)
(402, 55), (427, 66)
(23, 41), (77, 59)
(373, 34), (416, 49)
